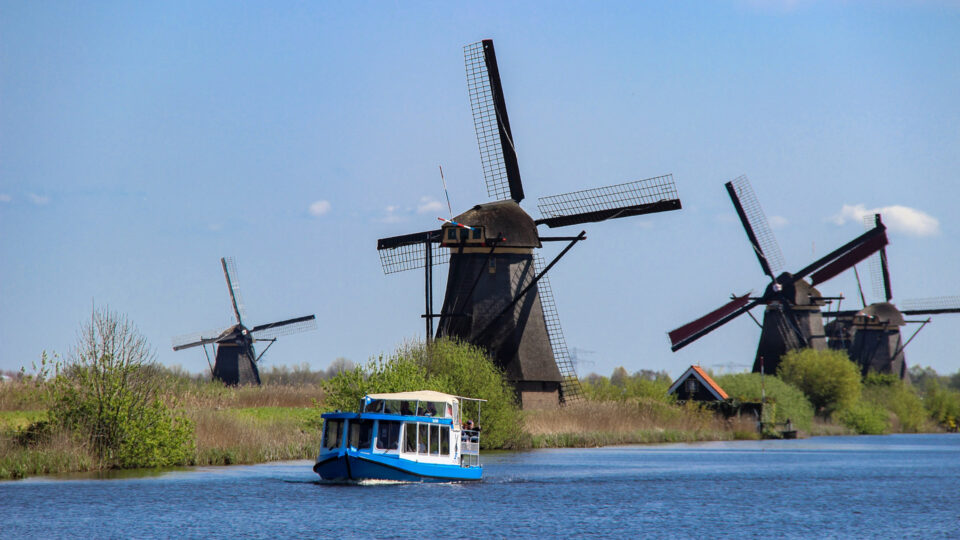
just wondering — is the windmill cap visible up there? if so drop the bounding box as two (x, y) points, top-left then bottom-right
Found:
(452, 200), (540, 248)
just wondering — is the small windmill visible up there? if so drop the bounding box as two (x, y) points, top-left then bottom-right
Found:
(668, 176), (890, 375)
(172, 257), (317, 385)
(376, 40), (682, 407)
(823, 214), (960, 379)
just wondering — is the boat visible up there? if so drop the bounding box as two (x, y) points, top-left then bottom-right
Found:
(313, 390), (485, 482)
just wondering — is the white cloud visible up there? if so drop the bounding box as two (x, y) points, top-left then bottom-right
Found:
(0, 194), (10, 203)
(27, 193), (49, 205)
(309, 200), (331, 217)
(768, 215), (788, 229)
(381, 205), (406, 224)
(416, 197), (444, 215)
(831, 203), (939, 237)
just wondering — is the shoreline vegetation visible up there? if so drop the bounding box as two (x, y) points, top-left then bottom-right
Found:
(2, 311), (959, 481)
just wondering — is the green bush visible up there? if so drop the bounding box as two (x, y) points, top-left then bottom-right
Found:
(919, 378), (960, 430)
(321, 339), (524, 449)
(778, 348), (861, 415)
(861, 373), (929, 433)
(835, 401), (889, 434)
(46, 307), (195, 468)
(581, 368), (674, 403)
(714, 373), (814, 431)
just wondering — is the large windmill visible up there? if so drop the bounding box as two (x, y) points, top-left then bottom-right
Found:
(172, 257), (317, 385)
(376, 39), (682, 408)
(668, 176), (890, 375)
(823, 214), (960, 380)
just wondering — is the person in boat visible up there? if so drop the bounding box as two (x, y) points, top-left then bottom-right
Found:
(462, 420), (480, 442)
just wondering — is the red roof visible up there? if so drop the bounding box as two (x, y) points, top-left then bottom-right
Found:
(691, 365), (729, 400)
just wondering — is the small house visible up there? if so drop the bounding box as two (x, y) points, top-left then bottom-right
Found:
(667, 365), (729, 402)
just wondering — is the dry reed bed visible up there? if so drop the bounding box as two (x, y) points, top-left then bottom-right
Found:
(524, 399), (759, 447)
(173, 384), (325, 410)
(188, 408), (321, 465)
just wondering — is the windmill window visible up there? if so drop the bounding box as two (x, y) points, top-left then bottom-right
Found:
(460, 229), (469, 240)
(447, 229), (457, 240)
(323, 419), (343, 450)
(472, 229), (482, 240)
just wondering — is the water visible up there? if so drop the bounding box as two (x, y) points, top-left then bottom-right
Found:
(2, 434), (959, 538)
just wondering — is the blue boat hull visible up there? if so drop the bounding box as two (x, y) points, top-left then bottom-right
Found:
(314, 451), (481, 483)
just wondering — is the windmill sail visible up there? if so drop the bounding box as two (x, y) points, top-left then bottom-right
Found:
(534, 253), (583, 403)
(464, 40), (524, 203)
(726, 176), (784, 279)
(535, 175), (681, 228)
(376, 229), (448, 274)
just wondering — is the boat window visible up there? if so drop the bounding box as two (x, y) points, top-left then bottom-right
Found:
(418, 424), (429, 454)
(401, 401), (416, 416)
(383, 400), (401, 415)
(418, 401), (441, 417)
(323, 419), (342, 450)
(376, 421), (401, 450)
(349, 420), (374, 450)
(403, 423), (417, 453)
(429, 425), (440, 455)
(440, 426), (450, 455)
(364, 399), (384, 413)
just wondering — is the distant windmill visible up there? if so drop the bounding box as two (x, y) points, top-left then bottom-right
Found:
(668, 176), (889, 375)
(823, 214), (960, 379)
(376, 40), (683, 407)
(172, 257), (317, 385)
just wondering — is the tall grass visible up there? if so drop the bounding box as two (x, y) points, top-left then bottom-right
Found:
(524, 399), (759, 448)
(188, 407), (321, 465)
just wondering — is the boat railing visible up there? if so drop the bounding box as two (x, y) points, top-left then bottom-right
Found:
(461, 429), (480, 467)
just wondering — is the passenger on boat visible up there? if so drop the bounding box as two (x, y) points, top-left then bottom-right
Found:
(462, 420), (480, 443)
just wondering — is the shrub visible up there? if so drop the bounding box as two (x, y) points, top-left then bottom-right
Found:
(581, 368), (674, 403)
(714, 373), (814, 431)
(835, 401), (889, 435)
(778, 348), (861, 415)
(861, 373), (930, 433)
(919, 378), (960, 430)
(46, 307), (195, 468)
(321, 339), (524, 449)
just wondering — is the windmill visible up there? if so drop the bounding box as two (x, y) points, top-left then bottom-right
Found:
(172, 257), (317, 385)
(823, 214), (960, 380)
(376, 40), (682, 408)
(668, 176), (890, 375)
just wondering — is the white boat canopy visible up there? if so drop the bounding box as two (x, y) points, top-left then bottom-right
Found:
(365, 390), (460, 404)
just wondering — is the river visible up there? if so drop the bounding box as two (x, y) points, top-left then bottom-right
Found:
(2, 434), (958, 538)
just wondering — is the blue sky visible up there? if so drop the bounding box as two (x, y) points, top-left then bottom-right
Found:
(2, 1), (959, 378)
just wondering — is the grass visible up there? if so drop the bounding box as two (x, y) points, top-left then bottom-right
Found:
(524, 399), (760, 448)
(188, 407), (322, 466)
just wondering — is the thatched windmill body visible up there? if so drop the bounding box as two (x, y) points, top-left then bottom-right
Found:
(823, 214), (960, 379)
(668, 176), (890, 375)
(172, 257), (317, 385)
(377, 40), (682, 407)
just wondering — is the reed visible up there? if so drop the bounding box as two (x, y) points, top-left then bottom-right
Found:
(173, 384), (325, 410)
(188, 407), (321, 465)
(524, 399), (759, 448)
(0, 430), (98, 480)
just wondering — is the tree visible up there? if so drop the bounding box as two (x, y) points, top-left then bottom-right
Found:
(777, 348), (861, 416)
(49, 306), (194, 468)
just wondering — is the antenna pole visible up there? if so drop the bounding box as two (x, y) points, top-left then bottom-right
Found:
(440, 165), (453, 219)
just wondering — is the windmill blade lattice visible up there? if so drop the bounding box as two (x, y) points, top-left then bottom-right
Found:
(900, 296), (960, 315)
(534, 253), (583, 403)
(171, 325), (232, 351)
(222, 257), (247, 322)
(377, 240), (449, 274)
(726, 176), (785, 278)
(464, 40), (523, 202)
(536, 174), (681, 228)
(251, 314), (318, 341)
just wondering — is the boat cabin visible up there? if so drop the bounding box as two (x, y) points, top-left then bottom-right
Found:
(316, 390), (484, 481)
